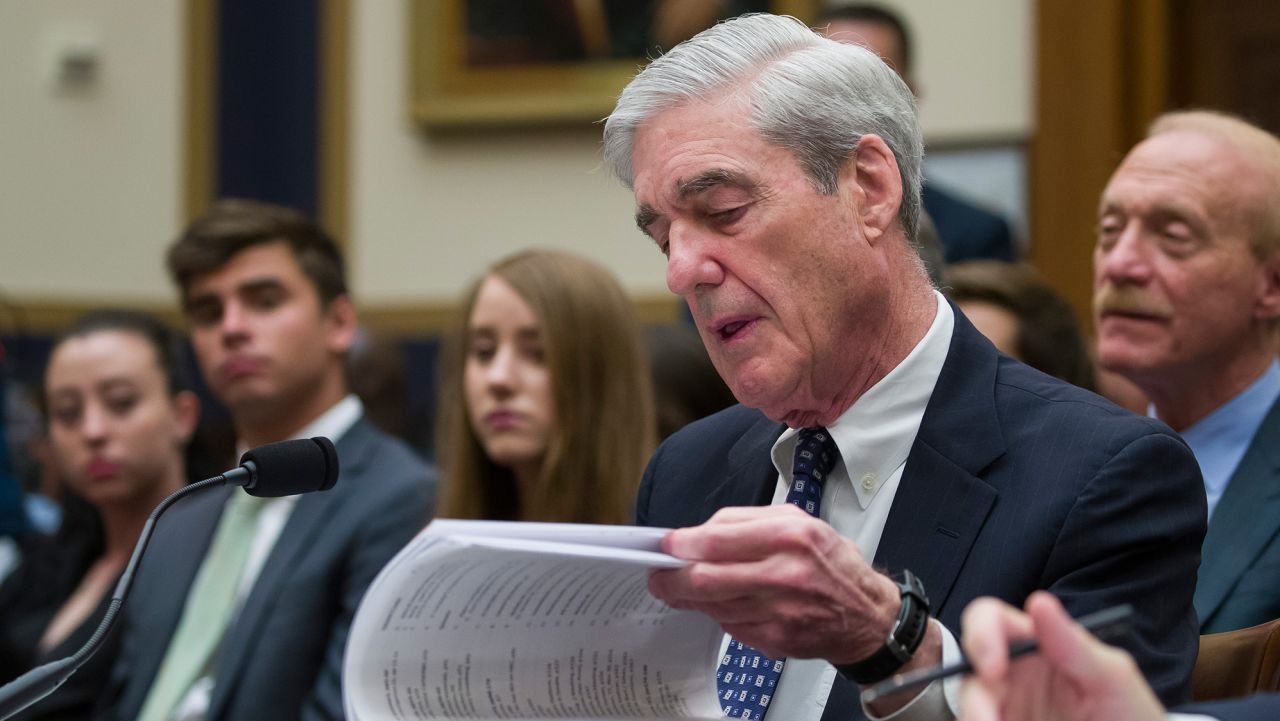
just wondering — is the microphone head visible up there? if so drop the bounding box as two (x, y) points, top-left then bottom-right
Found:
(237, 437), (340, 497)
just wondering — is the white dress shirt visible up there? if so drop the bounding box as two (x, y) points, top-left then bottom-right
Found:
(753, 292), (964, 721)
(170, 395), (364, 721)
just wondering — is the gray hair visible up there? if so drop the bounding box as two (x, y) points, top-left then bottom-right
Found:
(603, 13), (924, 242)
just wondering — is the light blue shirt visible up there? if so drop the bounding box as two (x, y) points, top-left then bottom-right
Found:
(1173, 359), (1280, 520)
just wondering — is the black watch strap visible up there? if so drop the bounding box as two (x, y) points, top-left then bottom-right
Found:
(836, 569), (930, 685)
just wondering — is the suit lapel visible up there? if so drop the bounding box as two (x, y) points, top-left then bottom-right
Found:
(1194, 396), (1280, 627)
(127, 486), (230, 712)
(699, 415), (786, 522)
(206, 419), (378, 719)
(873, 308), (1003, 615)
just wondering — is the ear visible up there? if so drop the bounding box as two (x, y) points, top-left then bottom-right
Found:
(1254, 252), (1280, 322)
(172, 390), (201, 444)
(841, 133), (904, 244)
(324, 294), (359, 354)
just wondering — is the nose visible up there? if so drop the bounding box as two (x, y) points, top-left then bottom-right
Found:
(219, 300), (250, 346)
(80, 402), (110, 446)
(1096, 221), (1154, 287)
(665, 223), (724, 297)
(484, 345), (517, 397)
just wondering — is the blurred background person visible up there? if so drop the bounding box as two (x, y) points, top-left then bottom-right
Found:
(0, 310), (197, 721)
(644, 324), (736, 442)
(98, 199), (436, 721)
(1093, 111), (1280, 634)
(945, 261), (1095, 391)
(435, 249), (654, 524)
(821, 3), (1019, 264)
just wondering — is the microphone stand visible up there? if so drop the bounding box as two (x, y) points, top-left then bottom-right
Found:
(0, 465), (253, 720)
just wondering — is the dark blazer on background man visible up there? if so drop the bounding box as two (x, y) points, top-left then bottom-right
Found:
(96, 417), (436, 721)
(1195, 395), (1280, 634)
(636, 311), (1206, 721)
(922, 184), (1017, 263)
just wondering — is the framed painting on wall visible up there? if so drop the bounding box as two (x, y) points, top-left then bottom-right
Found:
(411, 0), (819, 129)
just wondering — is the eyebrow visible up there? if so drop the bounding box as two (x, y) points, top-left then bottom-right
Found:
(184, 277), (286, 310)
(634, 169), (758, 236)
(677, 169), (756, 200)
(238, 278), (287, 294)
(467, 326), (542, 340)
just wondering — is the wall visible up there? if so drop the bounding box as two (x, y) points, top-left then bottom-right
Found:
(348, 1), (666, 305)
(0, 0), (1032, 314)
(886, 0), (1033, 141)
(347, 0), (1034, 307)
(0, 0), (182, 304)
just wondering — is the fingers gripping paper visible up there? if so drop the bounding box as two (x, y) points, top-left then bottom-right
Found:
(343, 520), (724, 721)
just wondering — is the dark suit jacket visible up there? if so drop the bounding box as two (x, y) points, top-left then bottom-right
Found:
(97, 417), (436, 721)
(1195, 395), (1280, 633)
(922, 184), (1017, 263)
(636, 311), (1205, 720)
(0, 530), (120, 721)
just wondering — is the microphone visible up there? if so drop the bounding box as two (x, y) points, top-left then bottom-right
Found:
(231, 436), (340, 497)
(0, 437), (339, 720)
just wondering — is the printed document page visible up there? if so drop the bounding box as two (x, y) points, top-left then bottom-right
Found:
(343, 520), (724, 721)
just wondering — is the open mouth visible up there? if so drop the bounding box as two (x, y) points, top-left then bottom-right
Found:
(714, 318), (754, 341)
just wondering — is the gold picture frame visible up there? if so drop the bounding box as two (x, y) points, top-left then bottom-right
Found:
(411, 0), (818, 129)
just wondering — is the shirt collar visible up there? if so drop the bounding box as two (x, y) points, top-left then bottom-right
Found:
(1180, 359), (1280, 443)
(236, 394), (364, 458)
(1177, 359), (1280, 505)
(771, 292), (954, 509)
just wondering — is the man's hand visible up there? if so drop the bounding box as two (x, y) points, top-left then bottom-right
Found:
(648, 505), (942, 713)
(959, 592), (1165, 721)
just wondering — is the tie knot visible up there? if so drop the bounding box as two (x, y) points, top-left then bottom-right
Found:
(794, 427), (838, 479)
(786, 427), (838, 519)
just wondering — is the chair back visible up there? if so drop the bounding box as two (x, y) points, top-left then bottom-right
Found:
(1192, 617), (1280, 701)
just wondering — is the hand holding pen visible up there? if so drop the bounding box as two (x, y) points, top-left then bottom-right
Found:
(946, 592), (1164, 721)
(862, 601), (1134, 704)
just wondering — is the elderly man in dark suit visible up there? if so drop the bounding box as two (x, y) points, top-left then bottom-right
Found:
(96, 200), (436, 721)
(1092, 111), (1280, 634)
(603, 14), (1204, 721)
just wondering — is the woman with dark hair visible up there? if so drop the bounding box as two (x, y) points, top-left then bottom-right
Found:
(435, 250), (654, 524)
(0, 310), (198, 720)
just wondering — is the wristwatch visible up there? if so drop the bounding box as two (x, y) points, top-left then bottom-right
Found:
(836, 569), (930, 685)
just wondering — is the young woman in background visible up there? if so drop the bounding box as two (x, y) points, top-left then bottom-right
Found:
(435, 250), (654, 524)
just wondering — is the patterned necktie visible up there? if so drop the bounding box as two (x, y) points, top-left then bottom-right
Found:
(716, 427), (840, 719)
(136, 491), (268, 721)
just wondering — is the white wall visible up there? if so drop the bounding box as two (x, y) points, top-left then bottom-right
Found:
(348, 1), (667, 304)
(348, 0), (1033, 305)
(0, 0), (1031, 309)
(878, 0), (1034, 141)
(0, 0), (182, 302)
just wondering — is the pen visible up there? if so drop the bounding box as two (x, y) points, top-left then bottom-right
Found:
(860, 603), (1134, 704)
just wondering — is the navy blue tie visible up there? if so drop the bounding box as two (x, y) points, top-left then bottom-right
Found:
(716, 427), (840, 719)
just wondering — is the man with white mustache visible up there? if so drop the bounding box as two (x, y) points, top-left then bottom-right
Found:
(1093, 110), (1280, 634)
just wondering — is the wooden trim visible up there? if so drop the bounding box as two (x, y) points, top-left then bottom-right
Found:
(1124, 0), (1171, 139)
(357, 295), (682, 333)
(1030, 1), (1171, 332)
(4, 299), (187, 333)
(184, 0), (217, 222)
(2, 296), (683, 335)
(319, 0), (351, 245)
